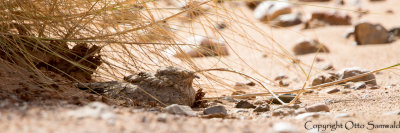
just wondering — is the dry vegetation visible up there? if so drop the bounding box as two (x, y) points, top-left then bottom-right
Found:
(1, 0), (400, 132)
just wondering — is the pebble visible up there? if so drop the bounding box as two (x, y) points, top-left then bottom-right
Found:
(174, 36), (229, 57)
(253, 104), (270, 112)
(156, 114), (168, 123)
(204, 105), (228, 115)
(222, 96), (237, 102)
(269, 94), (296, 104)
(311, 73), (337, 86)
(310, 11), (351, 25)
(272, 122), (299, 133)
(235, 100), (256, 108)
(254, 100), (266, 105)
(274, 74), (289, 81)
(233, 82), (250, 90)
(325, 88), (340, 94)
(165, 104), (196, 116)
(271, 13), (302, 27)
(272, 108), (295, 116)
(334, 113), (351, 118)
(234, 109), (249, 113)
(292, 39), (329, 55)
(351, 82), (366, 90)
(278, 80), (290, 87)
(305, 103), (330, 112)
(295, 112), (330, 120)
(254, 0), (292, 21)
(354, 22), (390, 45)
(336, 67), (377, 85)
(321, 63), (334, 71)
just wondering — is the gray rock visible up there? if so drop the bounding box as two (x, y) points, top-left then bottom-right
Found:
(305, 103), (330, 112)
(293, 39), (329, 55)
(354, 22), (390, 45)
(311, 73), (337, 86)
(336, 67), (377, 85)
(165, 104), (196, 116)
(254, 104), (270, 112)
(235, 100), (256, 108)
(204, 105), (228, 115)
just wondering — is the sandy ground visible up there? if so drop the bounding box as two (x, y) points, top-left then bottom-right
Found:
(1, 0), (400, 133)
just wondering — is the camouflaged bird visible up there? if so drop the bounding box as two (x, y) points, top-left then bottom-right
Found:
(76, 66), (198, 106)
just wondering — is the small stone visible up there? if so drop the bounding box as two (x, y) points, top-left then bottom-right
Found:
(234, 109), (249, 113)
(232, 90), (246, 95)
(311, 73), (337, 86)
(233, 82), (250, 90)
(367, 85), (380, 89)
(295, 112), (330, 120)
(254, 1), (292, 22)
(336, 67), (377, 85)
(274, 74), (289, 81)
(221, 96), (237, 102)
(272, 122), (299, 133)
(271, 13), (302, 27)
(389, 27), (400, 40)
(235, 100), (256, 108)
(354, 22), (390, 45)
(293, 39), (329, 55)
(165, 104), (196, 116)
(269, 94), (296, 104)
(351, 82), (366, 90)
(305, 103), (330, 112)
(279, 80), (290, 87)
(321, 63), (334, 71)
(245, 1), (261, 10)
(272, 108), (295, 117)
(334, 113), (351, 118)
(325, 88), (340, 94)
(174, 36), (229, 58)
(335, 0), (345, 5)
(246, 81), (256, 86)
(156, 114), (167, 122)
(254, 100), (265, 105)
(254, 104), (270, 112)
(204, 105), (228, 115)
(341, 90), (352, 94)
(309, 11), (351, 25)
